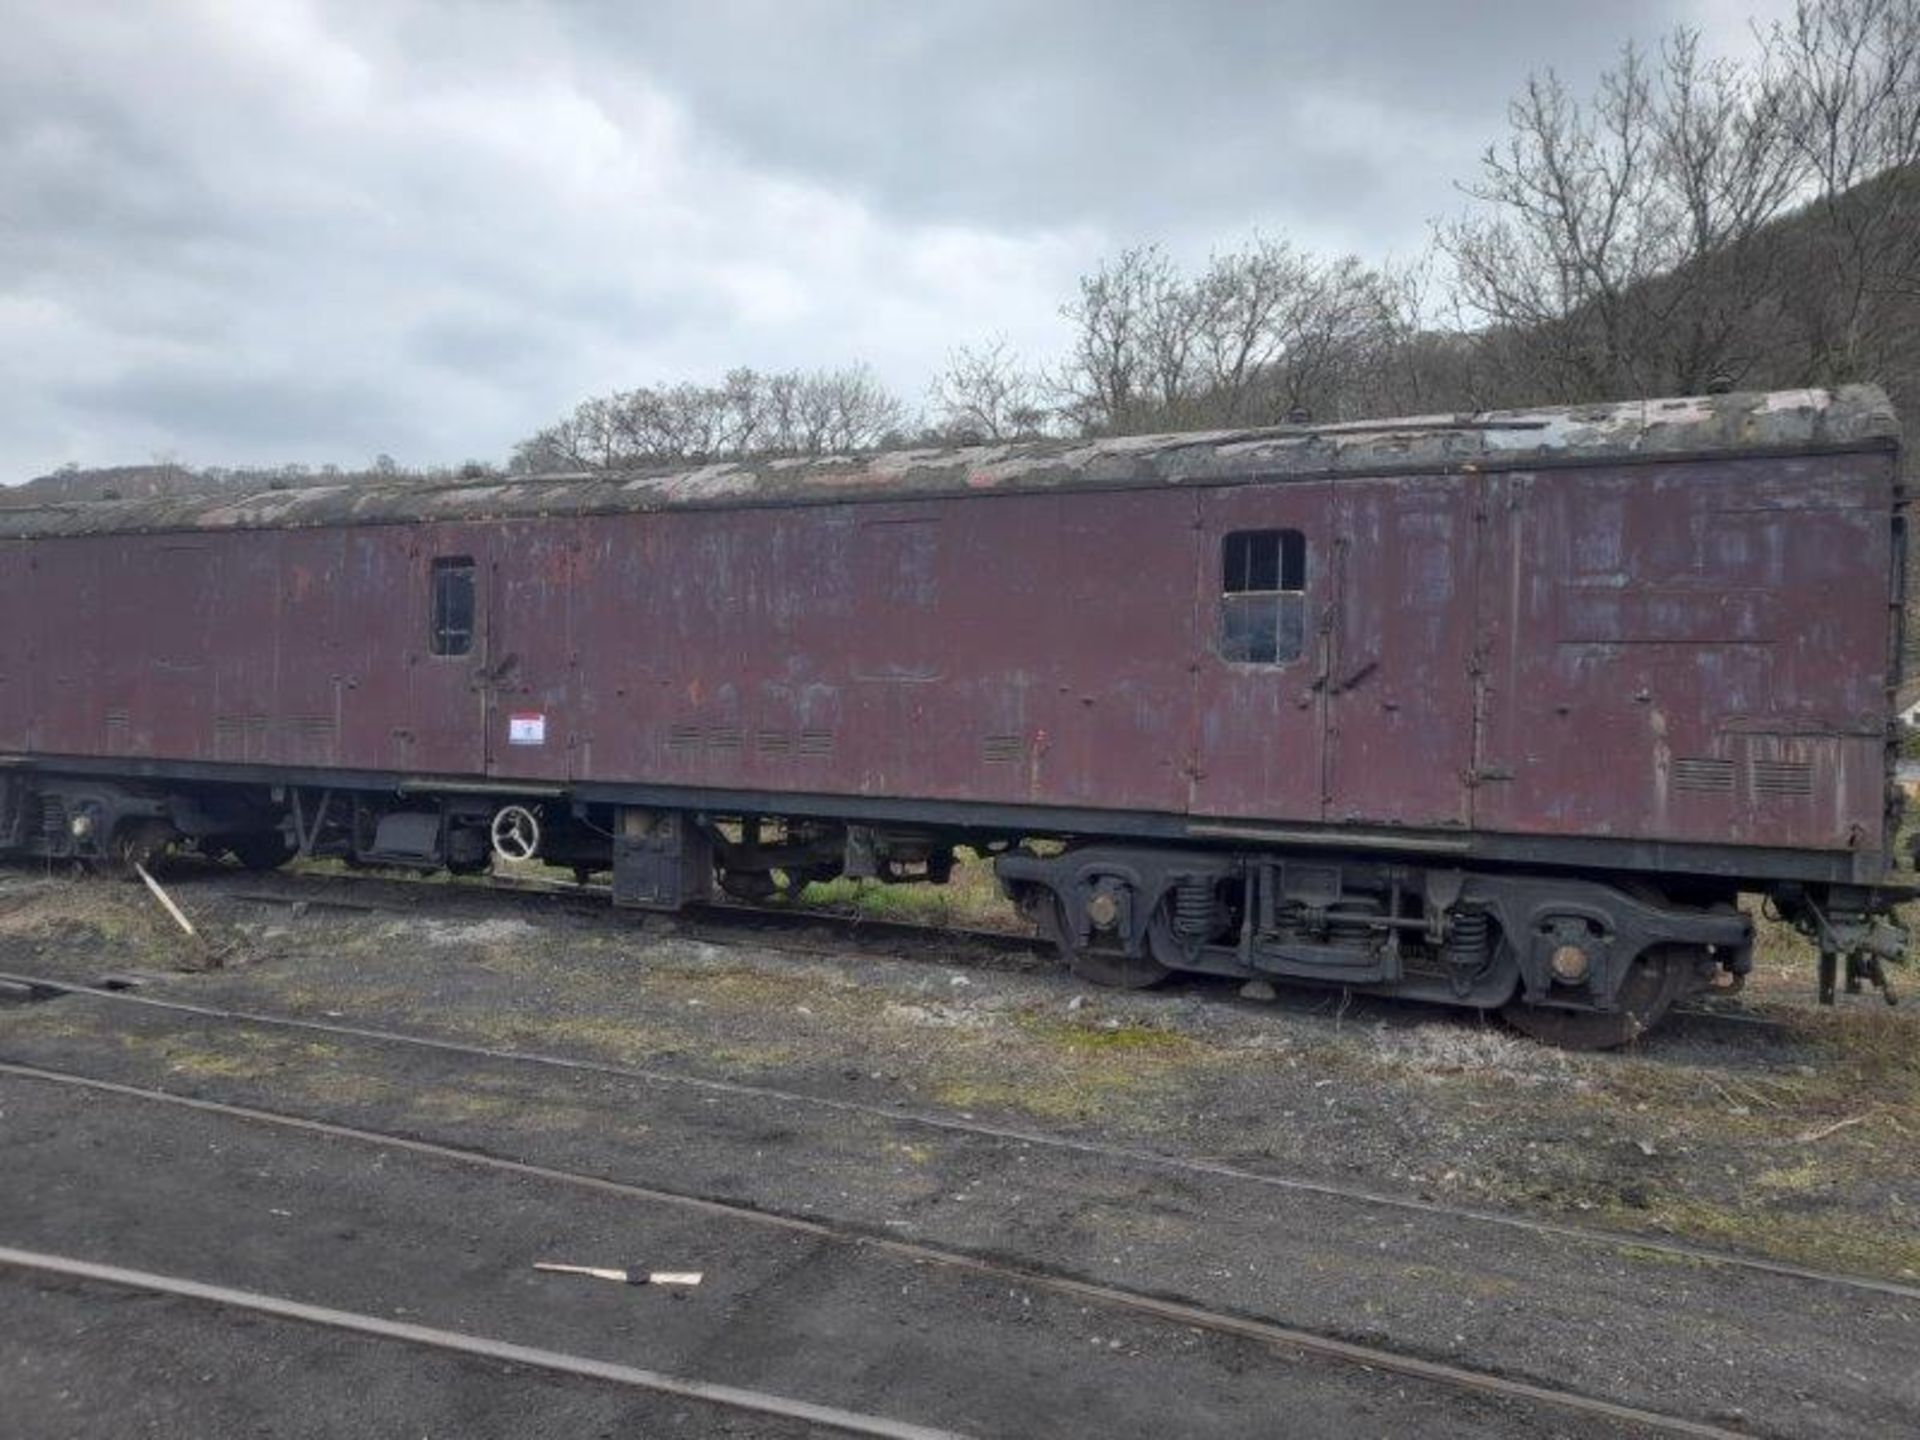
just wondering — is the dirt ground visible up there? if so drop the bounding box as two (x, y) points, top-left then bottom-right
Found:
(576, 848), (1920, 1282)
(2, 860), (1918, 1436)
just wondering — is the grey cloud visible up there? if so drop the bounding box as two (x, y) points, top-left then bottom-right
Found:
(57, 369), (414, 459)
(572, 0), (1681, 237)
(0, 0), (1794, 482)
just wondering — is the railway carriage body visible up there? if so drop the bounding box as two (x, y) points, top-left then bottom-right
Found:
(0, 386), (1909, 1043)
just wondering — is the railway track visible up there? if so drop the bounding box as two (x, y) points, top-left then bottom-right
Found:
(236, 864), (1057, 964)
(0, 1242), (958, 1440)
(2, 963), (1911, 1307)
(0, 1057), (1755, 1439)
(144, 860), (1810, 1041)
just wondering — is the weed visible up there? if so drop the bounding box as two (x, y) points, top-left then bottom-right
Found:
(796, 848), (1026, 930)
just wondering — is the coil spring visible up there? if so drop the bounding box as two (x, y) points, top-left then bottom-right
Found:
(1173, 877), (1217, 939)
(1444, 906), (1492, 967)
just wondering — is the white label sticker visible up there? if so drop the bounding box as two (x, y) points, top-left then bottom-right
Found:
(508, 712), (546, 746)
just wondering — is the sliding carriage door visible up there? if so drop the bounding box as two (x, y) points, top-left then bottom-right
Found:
(1321, 474), (1479, 829)
(1187, 484), (1331, 823)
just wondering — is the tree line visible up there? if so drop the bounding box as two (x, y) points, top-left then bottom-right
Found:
(508, 365), (905, 474)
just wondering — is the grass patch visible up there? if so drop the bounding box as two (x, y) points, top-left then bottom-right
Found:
(1605, 1193), (1920, 1278)
(456, 1010), (672, 1065)
(1613, 1243), (1709, 1270)
(917, 1008), (1217, 1123)
(1754, 1160), (1826, 1193)
(1019, 1014), (1197, 1054)
(130, 1027), (347, 1085)
(929, 1074), (1131, 1121)
(1786, 1006), (1920, 1099)
(795, 848), (1026, 931)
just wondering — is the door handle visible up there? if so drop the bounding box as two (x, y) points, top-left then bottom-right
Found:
(1333, 659), (1378, 695)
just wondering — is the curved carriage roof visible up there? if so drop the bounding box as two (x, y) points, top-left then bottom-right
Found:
(0, 384), (1898, 539)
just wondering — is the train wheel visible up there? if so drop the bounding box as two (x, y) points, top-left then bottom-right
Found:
(1501, 949), (1686, 1050)
(227, 833), (292, 872)
(1045, 897), (1169, 990)
(1068, 946), (1172, 989)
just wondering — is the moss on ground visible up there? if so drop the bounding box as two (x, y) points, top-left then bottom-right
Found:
(930, 1072), (1142, 1122)
(1017, 1014), (1198, 1055)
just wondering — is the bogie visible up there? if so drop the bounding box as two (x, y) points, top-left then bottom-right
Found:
(996, 843), (1752, 1049)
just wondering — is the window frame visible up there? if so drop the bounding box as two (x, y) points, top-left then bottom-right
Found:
(1217, 529), (1307, 667)
(429, 556), (478, 659)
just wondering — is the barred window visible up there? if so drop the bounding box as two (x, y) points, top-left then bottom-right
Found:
(1219, 530), (1306, 664)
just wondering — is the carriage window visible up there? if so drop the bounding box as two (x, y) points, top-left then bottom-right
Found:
(1220, 530), (1306, 664)
(430, 558), (476, 657)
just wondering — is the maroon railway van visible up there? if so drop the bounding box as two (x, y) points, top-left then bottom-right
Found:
(0, 386), (1908, 1045)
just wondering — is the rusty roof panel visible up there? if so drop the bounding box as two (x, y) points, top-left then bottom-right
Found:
(0, 385), (1897, 538)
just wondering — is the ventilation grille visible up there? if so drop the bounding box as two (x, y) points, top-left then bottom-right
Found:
(286, 715), (337, 742)
(666, 723), (784, 756)
(1671, 757), (1734, 794)
(797, 728), (835, 758)
(982, 733), (1026, 764)
(36, 795), (67, 840)
(1752, 759), (1814, 797)
(104, 708), (131, 731)
(214, 714), (271, 754)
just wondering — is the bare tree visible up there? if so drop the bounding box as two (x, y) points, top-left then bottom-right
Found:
(1649, 30), (1805, 387)
(788, 365), (905, 453)
(1768, 0), (1920, 382)
(1053, 246), (1173, 433)
(1262, 254), (1399, 422)
(1189, 236), (1314, 422)
(1051, 237), (1406, 434)
(932, 338), (1051, 441)
(510, 395), (627, 472)
(717, 367), (766, 454)
(1344, 256), (1492, 416)
(1439, 31), (1802, 401)
(511, 364), (910, 474)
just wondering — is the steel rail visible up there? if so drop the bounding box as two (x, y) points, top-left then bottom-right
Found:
(9, 861), (1795, 1033)
(1, 966), (1906, 1306)
(0, 1243), (965, 1440)
(191, 866), (1797, 1031)
(208, 866), (1055, 959)
(0, 1060), (1752, 1440)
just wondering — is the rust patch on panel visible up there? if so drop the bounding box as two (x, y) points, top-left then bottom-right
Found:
(0, 386), (1901, 871)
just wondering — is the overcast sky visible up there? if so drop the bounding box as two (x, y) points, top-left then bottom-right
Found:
(0, 0), (1796, 481)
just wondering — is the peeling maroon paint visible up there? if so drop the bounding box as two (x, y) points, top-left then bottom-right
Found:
(0, 387), (1902, 874)
(1471, 453), (1896, 852)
